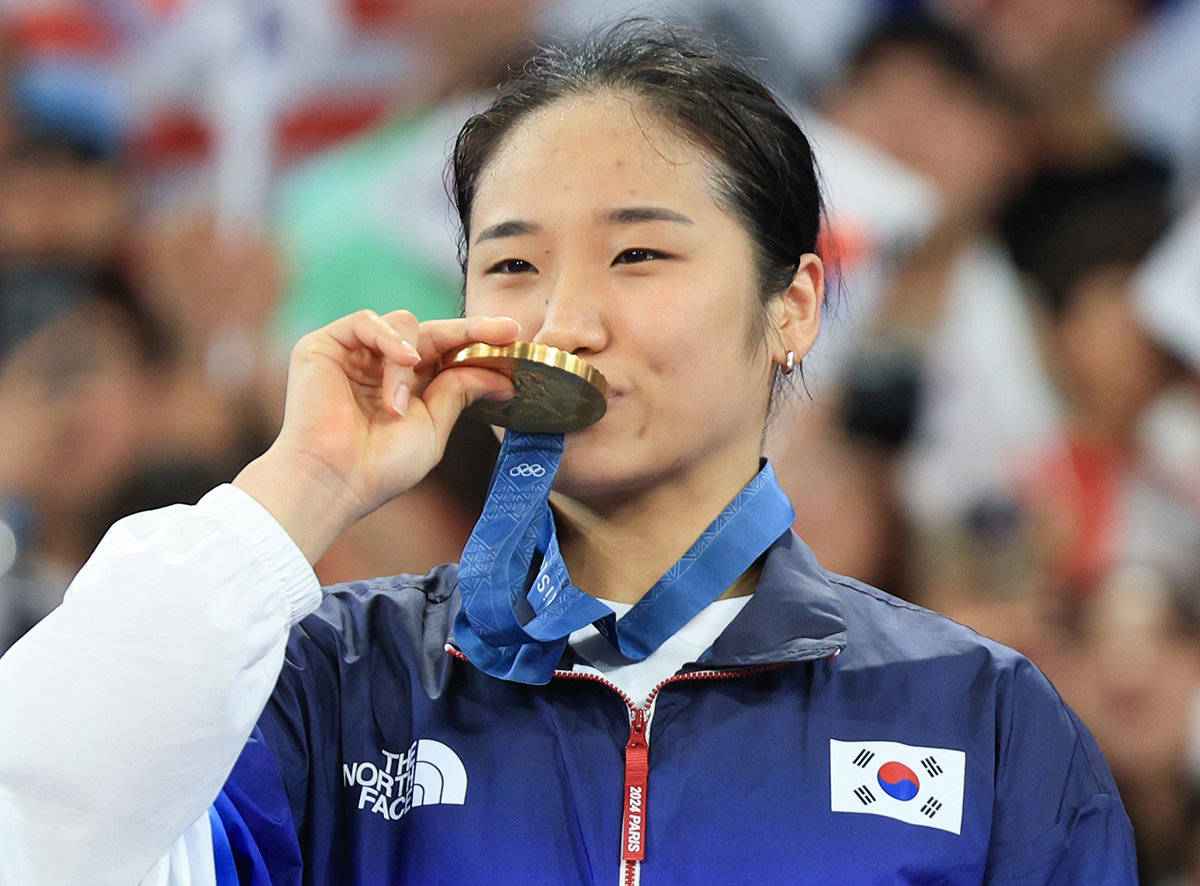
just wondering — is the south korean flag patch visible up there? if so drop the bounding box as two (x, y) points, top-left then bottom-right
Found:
(830, 739), (966, 835)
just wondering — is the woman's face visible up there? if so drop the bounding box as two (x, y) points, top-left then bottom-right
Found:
(463, 92), (796, 504)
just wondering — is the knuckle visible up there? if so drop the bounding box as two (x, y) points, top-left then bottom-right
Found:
(384, 309), (418, 327)
(291, 332), (317, 357)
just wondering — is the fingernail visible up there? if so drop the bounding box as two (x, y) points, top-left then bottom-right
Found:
(480, 389), (514, 402)
(401, 340), (420, 361)
(393, 384), (410, 416)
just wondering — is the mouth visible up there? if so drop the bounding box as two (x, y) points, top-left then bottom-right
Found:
(604, 387), (625, 411)
(567, 387), (621, 436)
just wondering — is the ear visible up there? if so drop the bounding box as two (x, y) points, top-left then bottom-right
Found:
(767, 253), (824, 367)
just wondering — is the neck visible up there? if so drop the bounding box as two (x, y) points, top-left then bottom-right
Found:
(550, 459), (764, 606)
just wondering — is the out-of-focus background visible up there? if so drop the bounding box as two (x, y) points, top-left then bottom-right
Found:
(0, 0), (1196, 878)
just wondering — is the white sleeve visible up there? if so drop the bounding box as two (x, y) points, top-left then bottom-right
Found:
(0, 484), (321, 886)
(137, 815), (218, 886)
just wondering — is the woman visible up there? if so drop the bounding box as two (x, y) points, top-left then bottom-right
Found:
(0, 21), (1135, 886)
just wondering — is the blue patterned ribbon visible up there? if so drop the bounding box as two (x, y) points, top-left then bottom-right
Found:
(454, 431), (795, 684)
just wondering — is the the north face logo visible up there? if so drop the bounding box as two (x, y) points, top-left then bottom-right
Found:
(343, 739), (467, 821)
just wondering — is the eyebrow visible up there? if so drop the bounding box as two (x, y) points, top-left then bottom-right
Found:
(603, 206), (694, 226)
(474, 219), (542, 244)
(473, 206), (694, 245)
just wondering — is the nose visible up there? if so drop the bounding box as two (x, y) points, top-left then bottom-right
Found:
(530, 269), (606, 357)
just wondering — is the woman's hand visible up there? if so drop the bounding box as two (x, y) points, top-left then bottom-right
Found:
(234, 309), (518, 562)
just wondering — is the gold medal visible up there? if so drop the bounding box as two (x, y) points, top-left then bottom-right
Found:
(437, 342), (609, 433)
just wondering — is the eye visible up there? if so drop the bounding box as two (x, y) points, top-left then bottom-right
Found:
(486, 258), (537, 274)
(612, 248), (666, 266)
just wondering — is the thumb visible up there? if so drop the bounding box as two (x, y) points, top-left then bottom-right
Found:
(421, 366), (515, 448)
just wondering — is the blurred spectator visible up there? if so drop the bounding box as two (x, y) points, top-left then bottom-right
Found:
(0, 266), (169, 652)
(0, 132), (132, 268)
(937, 184), (1200, 884)
(791, 14), (1060, 602)
(1044, 568), (1200, 884)
(935, 0), (1175, 291)
(1020, 188), (1195, 603)
(127, 207), (285, 463)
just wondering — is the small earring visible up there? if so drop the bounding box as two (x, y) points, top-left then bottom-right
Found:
(782, 350), (796, 375)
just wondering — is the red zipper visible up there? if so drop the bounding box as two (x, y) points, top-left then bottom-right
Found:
(622, 706), (648, 867)
(531, 658), (784, 886)
(445, 646), (786, 886)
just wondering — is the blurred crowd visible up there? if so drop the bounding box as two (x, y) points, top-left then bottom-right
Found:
(0, 0), (1197, 881)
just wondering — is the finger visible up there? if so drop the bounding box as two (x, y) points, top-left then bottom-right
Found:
(317, 309), (422, 368)
(420, 365), (515, 448)
(370, 311), (425, 413)
(377, 309), (424, 363)
(385, 357), (418, 415)
(414, 315), (521, 364)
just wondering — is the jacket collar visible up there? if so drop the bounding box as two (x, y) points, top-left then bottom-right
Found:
(699, 531), (847, 669)
(447, 531), (847, 673)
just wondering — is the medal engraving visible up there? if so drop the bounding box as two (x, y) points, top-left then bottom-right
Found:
(437, 342), (609, 432)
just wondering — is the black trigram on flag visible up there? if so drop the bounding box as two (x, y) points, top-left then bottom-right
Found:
(830, 739), (965, 835)
(852, 749), (876, 768)
(854, 785), (877, 806)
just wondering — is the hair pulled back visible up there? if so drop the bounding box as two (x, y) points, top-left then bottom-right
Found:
(449, 19), (824, 302)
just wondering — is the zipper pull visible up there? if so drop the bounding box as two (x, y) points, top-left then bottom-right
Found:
(622, 707), (649, 863)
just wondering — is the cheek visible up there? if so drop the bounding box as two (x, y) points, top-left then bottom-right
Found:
(463, 272), (545, 324)
(461, 283), (488, 317)
(643, 304), (764, 394)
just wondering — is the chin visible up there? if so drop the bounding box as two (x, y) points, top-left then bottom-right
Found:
(552, 445), (651, 504)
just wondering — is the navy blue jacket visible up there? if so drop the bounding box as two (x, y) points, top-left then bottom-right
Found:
(213, 532), (1137, 885)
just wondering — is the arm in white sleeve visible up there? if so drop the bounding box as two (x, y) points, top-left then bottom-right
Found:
(0, 484), (321, 886)
(137, 815), (219, 886)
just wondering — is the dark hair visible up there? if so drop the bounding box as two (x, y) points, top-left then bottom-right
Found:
(0, 262), (169, 367)
(845, 13), (1024, 115)
(1033, 188), (1171, 318)
(449, 19), (824, 312)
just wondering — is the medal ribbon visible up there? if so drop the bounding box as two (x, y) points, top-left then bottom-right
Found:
(454, 431), (795, 684)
